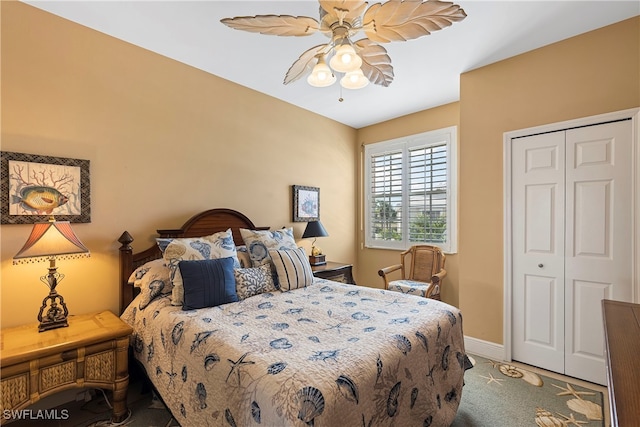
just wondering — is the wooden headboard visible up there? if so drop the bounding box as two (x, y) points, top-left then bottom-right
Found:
(118, 208), (268, 313)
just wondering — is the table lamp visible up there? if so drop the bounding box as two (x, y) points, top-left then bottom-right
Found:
(302, 220), (329, 266)
(13, 216), (90, 332)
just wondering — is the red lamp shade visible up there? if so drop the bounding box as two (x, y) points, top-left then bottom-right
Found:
(14, 220), (89, 264)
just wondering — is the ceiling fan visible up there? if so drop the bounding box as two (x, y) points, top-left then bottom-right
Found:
(221, 0), (467, 90)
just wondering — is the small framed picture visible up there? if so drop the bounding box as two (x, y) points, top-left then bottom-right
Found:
(292, 185), (319, 222)
(1, 151), (91, 224)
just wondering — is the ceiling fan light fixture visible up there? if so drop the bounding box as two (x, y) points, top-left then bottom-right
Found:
(329, 43), (362, 73)
(340, 69), (369, 90)
(307, 57), (336, 87)
(222, 0), (467, 89)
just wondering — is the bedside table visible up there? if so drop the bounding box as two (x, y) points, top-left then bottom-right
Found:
(0, 311), (133, 424)
(312, 261), (357, 285)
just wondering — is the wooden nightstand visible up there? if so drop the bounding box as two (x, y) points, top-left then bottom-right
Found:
(0, 311), (133, 424)
(312, 261), (357, 285)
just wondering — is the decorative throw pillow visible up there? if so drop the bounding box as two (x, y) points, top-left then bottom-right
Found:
(234, 264), (277, 300)
(159, 229), (240, 306)
(236, 245), (252, 268)
(179, 257), (238, 310)
(268, 247), (314, 292)
(156, 238), (173, 254)
(240, 228), (297, 267)
(127, 259), (172, 310)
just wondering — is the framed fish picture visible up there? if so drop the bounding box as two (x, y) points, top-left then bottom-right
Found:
(292, 185), (319, 222)
(1, 151), (91, 224)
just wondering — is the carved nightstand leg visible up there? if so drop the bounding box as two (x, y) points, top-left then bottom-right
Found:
(111, 337), (130, 422)
(111, 376), (129, 422)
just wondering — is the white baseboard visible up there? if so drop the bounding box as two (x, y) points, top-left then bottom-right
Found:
(464, 336), (505, 361)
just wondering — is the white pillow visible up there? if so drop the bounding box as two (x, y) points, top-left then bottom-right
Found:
(240, 228), (297, 267)
(127, 258), (172, 309)
(236, 246), (252, 268)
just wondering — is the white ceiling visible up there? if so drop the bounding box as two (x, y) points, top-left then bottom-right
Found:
(23, 1), (640, 129)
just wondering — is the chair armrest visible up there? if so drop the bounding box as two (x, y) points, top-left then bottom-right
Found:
(378, 264), (403, 289)
(431, 268), (447, 285)
(378, 264), (403, 277)
(427, 269), (447, 300)
(423, 282), (439, 299)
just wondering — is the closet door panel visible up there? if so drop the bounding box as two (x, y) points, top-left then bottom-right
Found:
(564, 120), (633, 384)
(523, 274), (559, 347)
(573, 180), (611, 258)
(512, 131), (565, 373)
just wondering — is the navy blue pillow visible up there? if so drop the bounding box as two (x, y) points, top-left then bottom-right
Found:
(179, 257), (238, 310)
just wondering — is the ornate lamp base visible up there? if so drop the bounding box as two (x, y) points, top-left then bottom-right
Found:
(37, 291), (69, 332)
(34, 258), (71, 332)
(39, 317), (69, 332)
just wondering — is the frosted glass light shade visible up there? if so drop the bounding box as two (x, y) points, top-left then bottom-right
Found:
(329, 44), (362, 73)
(307, 58), (336, 87)
(340, 69), (369, 89)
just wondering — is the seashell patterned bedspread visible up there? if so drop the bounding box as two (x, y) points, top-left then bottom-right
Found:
(121, 279), (469, 426)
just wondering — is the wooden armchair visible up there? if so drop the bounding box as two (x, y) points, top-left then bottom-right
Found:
(378, 245), (446, 300)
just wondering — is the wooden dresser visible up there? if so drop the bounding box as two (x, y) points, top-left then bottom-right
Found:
(0, 311), (132, 424)
(602, 299), (640, 427)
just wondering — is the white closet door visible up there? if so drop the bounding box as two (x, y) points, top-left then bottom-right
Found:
(512, 131), (566, 374)
(512, 119), (633, 385)
(564, 121), (633, 384)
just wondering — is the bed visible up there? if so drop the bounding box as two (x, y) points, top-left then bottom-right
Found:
(118, 208), (470, 426)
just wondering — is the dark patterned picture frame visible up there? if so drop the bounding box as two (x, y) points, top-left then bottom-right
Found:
(1, 151), (91, 224)
(292, 185), (319, 222)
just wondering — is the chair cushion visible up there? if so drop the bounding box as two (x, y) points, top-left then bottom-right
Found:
(388, 280), (440, 298)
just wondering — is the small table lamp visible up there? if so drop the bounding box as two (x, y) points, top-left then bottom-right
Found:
(302, 220), (329, 266)
(13, 217), (90, 332)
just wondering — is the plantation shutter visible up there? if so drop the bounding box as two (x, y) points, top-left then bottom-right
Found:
(369, 150), (403, 241)
(408, 143), (448, 244)
(364, 126), (456, 253)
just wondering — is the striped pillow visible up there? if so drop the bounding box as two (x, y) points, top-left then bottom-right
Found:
(268, 247), (314, 291)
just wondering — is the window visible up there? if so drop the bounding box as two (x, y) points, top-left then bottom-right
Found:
(364, 126), (457, 253)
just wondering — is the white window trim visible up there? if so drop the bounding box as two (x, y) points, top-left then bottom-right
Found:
(364, 126), (458, 254)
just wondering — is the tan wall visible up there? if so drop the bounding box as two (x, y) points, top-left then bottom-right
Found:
(458, 17), (639, 344)
(0, 2), (357, 328)
(2, 2), (638, 348)
(357, 17), (639, 345)
(356, 102), (461, 307)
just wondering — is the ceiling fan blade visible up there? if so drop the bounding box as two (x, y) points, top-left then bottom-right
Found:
(355, 39), (394, 87)
(362, 0), (466, 43)
(284, 44), (331, 85)
(319, 1), (368, 23)
(221, 15), (320, 37)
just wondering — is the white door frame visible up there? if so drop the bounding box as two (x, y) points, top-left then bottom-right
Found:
(503, 108), (640, 363)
